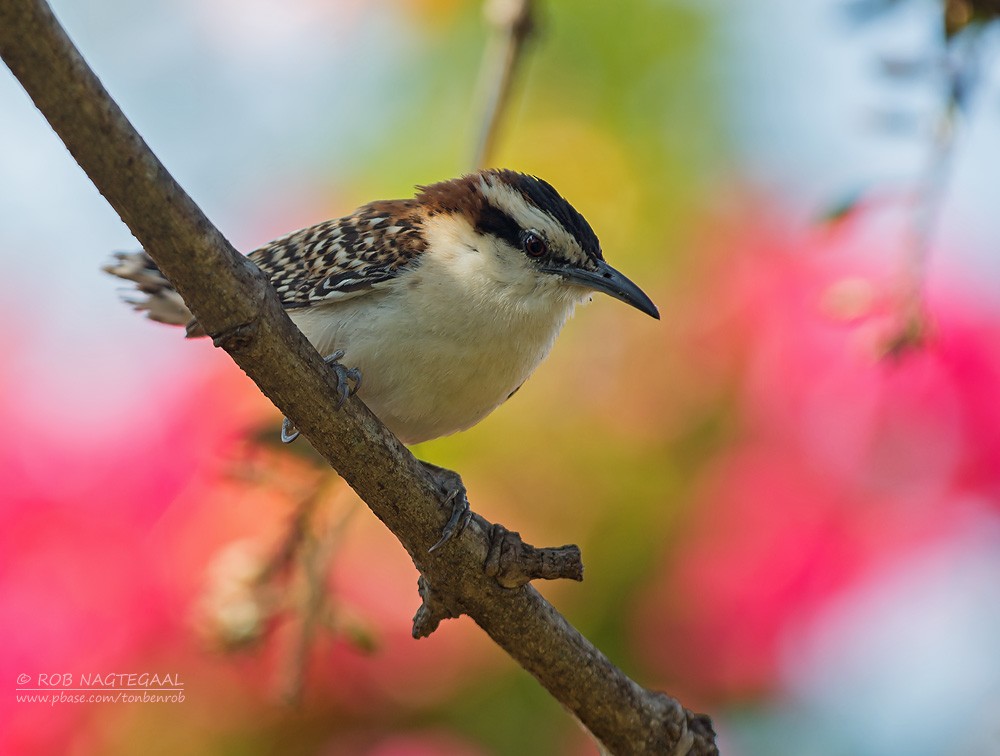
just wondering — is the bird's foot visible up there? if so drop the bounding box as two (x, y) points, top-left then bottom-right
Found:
(420, 461), (472, 553)
(281, 350), (362, 443)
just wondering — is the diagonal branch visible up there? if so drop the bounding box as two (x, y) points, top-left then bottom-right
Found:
(0, 1), (716, 753)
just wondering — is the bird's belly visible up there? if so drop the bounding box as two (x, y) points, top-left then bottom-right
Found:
(351, 318), (556, 444)
(289, 295), (571, 444)
(360, 345), (526, 443)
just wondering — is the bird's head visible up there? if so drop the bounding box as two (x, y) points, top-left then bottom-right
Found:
(416, 169), (659, 319)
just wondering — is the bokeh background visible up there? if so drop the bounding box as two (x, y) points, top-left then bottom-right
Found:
(3, 0), (1000, 754)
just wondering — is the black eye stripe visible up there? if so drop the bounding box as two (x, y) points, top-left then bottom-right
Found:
(474, 205), (521, 251)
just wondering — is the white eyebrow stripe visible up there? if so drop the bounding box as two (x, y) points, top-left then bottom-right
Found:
(477, 177), (569, 247)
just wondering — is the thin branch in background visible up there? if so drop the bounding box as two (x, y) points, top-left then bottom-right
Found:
(471, 0), (536, 169)
(832, 1), (999, 357)
(256, 469), (343, 586)
(884, 17), (988, 356)
(884, 88), (957, 354)
(280, 496), (358, 704)
(194, 469), (345, 654)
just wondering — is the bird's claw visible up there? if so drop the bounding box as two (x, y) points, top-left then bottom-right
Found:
(281, 350), (361, 444)
(280, 417), (300, 444)
(423, 462), (472, 553)
(322, 349), (362, 407)
(430, 494), (471, 553)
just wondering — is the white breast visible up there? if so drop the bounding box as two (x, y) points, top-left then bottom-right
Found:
(288, 213), (584, 444)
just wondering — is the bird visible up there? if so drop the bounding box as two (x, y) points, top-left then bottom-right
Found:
(105, 169), (659, 448)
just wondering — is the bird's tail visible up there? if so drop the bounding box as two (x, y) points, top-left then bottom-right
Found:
(103, 251), (204, 337)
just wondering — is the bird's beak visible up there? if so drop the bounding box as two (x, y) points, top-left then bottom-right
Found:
(548, 259), (660, 319)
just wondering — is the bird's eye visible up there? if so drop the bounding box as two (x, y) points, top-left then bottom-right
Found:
(522, 231), (547, 258)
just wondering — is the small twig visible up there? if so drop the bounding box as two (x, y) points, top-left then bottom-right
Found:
(471, 0), (537, 169)
(484, 523), (583, 588)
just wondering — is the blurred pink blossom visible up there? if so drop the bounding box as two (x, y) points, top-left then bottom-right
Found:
(0, 356), (256, 755)
(635, 217), (1000, 701)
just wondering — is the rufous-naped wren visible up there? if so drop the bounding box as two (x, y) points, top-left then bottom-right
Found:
(106, 169), (659, 445)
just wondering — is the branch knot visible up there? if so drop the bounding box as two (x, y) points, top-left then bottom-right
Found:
(411, 575), (463, 639)
(210, 319), (258, 352)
